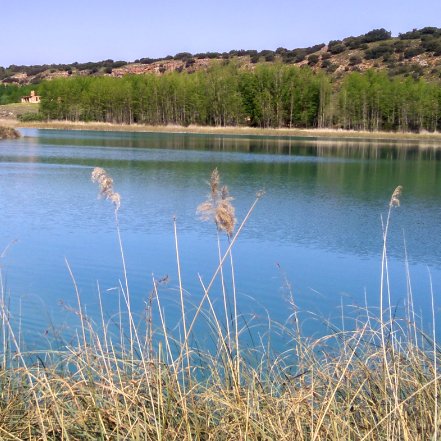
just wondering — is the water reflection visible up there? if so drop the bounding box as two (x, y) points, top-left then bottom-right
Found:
(19, 128), (441, 160)
(3, 130), (441, 264)
(0, 129), (440, 344)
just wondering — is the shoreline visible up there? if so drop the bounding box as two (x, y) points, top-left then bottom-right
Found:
(6, 118), (441, 142)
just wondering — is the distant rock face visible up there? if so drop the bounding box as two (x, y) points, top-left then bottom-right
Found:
(111, 58), (212, 77)
(0, 127), (20, 139)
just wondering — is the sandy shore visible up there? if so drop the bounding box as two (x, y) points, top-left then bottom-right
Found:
(4, 118), (441, 142)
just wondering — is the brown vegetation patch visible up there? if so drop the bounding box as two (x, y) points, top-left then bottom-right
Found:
(0, 126), (20, 139)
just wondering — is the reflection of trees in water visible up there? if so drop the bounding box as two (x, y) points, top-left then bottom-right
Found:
(4, 131), (441, 265)
(29, 130), (441, 160)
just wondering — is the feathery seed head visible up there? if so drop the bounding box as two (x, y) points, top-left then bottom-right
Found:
(210, 168), (220, 199)
(91, 167), (121, 211)
(390, 185), (403, 208)
(109, 192), (121, 210)
(91, 167), (106, 183)
(221, 185), (233, 202)
(196, 200), (215, 222)
(215, 199), (236, 237)
(197, 169), (236, 236)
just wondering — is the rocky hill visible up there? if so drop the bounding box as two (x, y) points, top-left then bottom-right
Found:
(2, 27), (441, 86)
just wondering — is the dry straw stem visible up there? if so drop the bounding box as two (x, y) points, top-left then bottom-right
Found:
(1, 304), (440, 440)
(179, 188), (264, 368)
(1, 171), (440, 439)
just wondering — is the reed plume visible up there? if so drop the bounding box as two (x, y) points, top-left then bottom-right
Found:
(210, 167), (220, 198)
(216, 186), (236, 237)
(91, 167), (121, 210)
(389, 185), (403, 207)
(197, 168), (236, 236)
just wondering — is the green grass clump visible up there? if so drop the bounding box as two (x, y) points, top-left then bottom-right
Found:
(17, 112), (46, 122)
(0, 170), (439, 440)
(0, 102), (39, 118)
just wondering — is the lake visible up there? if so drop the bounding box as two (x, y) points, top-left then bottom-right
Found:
(1, 129), (440, 347)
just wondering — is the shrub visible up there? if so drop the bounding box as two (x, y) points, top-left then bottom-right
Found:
(364, 43), (394, 60)
(307, 54), (319, 65)
(174, 52), (193, 61)
(321, 59), (332, 68)
(404, 46), (425, 59)
(250, 54), (260, 64)
(399, 29), (422, 40)
(362, 28), (391, 43)
(328, 41), (346, 54)
(275, 47), (287, 55)
(139, 58), (156, 65)
(265, 53), (275, 62)
(326, 63), (338, 73)
(349, 55), (362, 66)
(305, 43), (325, 55)
(113, 61), (127, 68)
(393, 40), (407, 52)
(17, 112), (45, 122)
(421, 37), (441, 54)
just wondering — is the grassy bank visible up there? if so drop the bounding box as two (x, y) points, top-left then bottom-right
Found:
(11, 119), (441, 142)
(0, 103), (39, 120)
(0, 170), (439, 440)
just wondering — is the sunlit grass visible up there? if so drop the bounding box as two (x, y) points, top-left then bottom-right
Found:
(0, 102), (39, 117)
(11, 118), (441, 141)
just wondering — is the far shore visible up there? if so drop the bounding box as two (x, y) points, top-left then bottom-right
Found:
(3, 118), (441, 142)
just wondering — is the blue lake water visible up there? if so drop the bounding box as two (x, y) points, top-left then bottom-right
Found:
(0, 129), (440, 347)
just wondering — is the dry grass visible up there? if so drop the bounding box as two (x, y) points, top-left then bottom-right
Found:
(0, 126), (20, 139)
(10, 118), (441, 142)
(0, 171), (439, 440)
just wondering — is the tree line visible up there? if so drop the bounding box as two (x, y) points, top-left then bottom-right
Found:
(38, 63), (441, 132)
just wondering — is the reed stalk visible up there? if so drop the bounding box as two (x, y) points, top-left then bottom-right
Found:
(0, 172), (437, 440)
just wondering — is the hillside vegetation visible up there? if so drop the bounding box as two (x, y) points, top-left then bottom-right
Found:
(2, 27), (441, 86)
(3, 27), (441, 133)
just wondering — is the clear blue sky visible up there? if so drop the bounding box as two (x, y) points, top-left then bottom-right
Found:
(2, 0), (441, 67)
